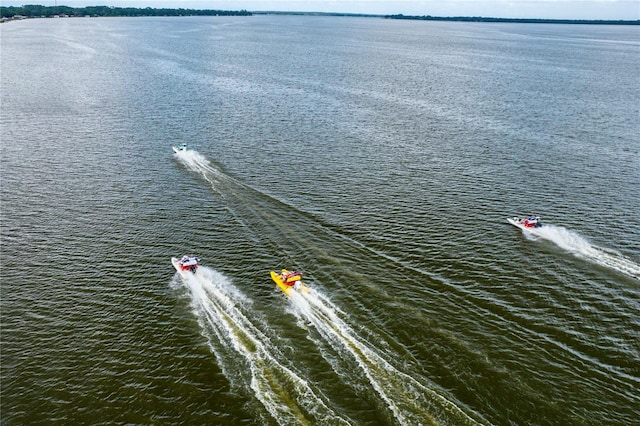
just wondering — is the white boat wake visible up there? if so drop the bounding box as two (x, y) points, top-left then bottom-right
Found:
(172, 149), (482, 423)
(172, 266), (351, 425)
(173, 149), (220, 180)
(526, 225), (640, 280)
(288, 290), (486, 426)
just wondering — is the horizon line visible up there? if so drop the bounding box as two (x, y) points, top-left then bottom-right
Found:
(1, 5), (639, 23)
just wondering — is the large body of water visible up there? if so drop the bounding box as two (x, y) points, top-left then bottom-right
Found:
(2, 15), (639, 425)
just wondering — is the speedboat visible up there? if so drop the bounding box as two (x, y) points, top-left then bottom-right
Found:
(270, 269), (310, 296)
(507, 216), (544, 234)
(171, 255), (199, 274)
(172, 143), (187, 153)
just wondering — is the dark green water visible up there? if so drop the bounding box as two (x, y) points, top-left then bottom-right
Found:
(2, 16), (639, 425)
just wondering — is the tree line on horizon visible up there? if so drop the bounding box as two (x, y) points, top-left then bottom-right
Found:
(1, 4), (252, 18)
(384, 14), (639, 25)
(2, 5), (636, 24)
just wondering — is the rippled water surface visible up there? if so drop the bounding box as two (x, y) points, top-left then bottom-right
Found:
(2, 16), (639, 425)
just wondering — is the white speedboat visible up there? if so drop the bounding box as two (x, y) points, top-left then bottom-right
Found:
(172, 143), (187, 153)
(507, 216), (544, 235)
(171, 255), (199, 274)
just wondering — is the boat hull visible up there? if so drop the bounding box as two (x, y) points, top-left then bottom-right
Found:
(171, 257), (197, 275)
(172, 143), (187, 154)
(507, 217), (544, 236)
(270, 270), (310, 296)
(171, 257), (183, 273)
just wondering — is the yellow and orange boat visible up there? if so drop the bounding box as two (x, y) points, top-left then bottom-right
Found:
(270, 269), (310, 296)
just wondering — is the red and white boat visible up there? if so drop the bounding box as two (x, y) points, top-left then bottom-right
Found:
(171, 255), (199, 274)
(507, 216), (544, 235)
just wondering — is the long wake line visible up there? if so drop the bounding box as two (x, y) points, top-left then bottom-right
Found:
(290, 290), (487, 425)
(525, 225), (640, 280)
(173, 150), (487, 424)
(173, 266), (351, 425)
(175, 150), (639, 283)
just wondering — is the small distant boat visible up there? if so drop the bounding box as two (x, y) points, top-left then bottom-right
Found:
(172, 143), (187, 153)
(270, 269), (310, 296)
(507, 215), (544, 235)
(171, 255), (199, 274)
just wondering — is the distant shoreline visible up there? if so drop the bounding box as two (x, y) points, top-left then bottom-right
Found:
(0, 5), (251, 20)
(1, 5), (638, 25)
(384, 13), (639, 25)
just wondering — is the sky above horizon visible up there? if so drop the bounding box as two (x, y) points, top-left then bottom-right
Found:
(4, 0), (640, 20)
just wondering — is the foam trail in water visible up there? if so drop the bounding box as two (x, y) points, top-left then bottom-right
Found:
(174, 150), (483, 422)
(174, 150), (482, 422)
(174, 266), (351, 425)
(288, 289), (486, 425)
(530, 225), (640, 280)
(173, 149), (255, 196)
(173, 149), (221, 181)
